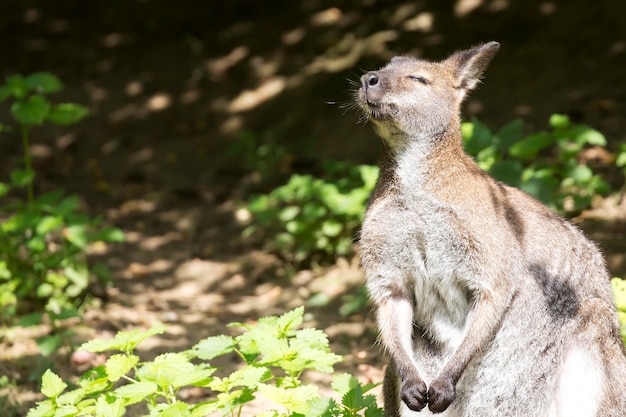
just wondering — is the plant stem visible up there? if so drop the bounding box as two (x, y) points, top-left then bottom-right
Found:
(121, 374), (140, 384)
(20, 124), (34, 205)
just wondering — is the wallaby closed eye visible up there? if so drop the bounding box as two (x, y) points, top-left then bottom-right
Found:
(408, 75), (429, 84)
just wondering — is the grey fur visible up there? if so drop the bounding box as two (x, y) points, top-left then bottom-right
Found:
(356, 42), (626, 416)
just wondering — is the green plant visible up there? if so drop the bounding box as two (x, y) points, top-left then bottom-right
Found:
(462, 114), (611, 213)
(27, 307), (383, 417)
(616, 144), (626, 194)
(0, 375), (21, 417)
(244, 162), (379, 265)
(0, 72), (124, 349)
(611, 278), (626, 346)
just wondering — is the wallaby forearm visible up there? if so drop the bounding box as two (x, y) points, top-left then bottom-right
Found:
(375, 295), (428, 411)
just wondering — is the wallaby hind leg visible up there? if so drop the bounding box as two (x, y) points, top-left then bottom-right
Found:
(383, 362), (402, 417)
(550, 298), (626, 417)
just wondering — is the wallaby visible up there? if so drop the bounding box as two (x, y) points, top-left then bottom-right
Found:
(356, 41), (626, 417)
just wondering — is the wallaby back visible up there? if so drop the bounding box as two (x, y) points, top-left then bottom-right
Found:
(356, 42), (626, 416)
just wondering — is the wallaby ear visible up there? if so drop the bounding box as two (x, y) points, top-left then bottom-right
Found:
(446, 41), (499, 94)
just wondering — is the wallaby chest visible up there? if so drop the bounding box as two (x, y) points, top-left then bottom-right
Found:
(361, 189), (473, 345)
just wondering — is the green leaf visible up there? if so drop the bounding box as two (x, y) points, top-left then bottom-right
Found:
(279, 206), (300, 222)
(292, 348), (341, 373)
(521, 171), (558, 206)
(191, 335), (235, 360)
(273, 306), (304, 333)
(144, 358), (214, 389)
(105, 354), (139, 382)
(17, 312), (43, 326)
(495, 118), (524, 151)
(190, 402), (220, 417)
(342, 385), (366, 410)
(64, 225), (88, 249)
(461, 122), (474, 142)
(258, 384), (318, 415)
(57, 388), (85, 406)
(308, 397), (339, 417)
(10, 169), (35, 187)
(51, 308), (80, 321)
(26, 399), (56, 417)
(37, 190), (64, 206)
(212, 366), (269, 391)
(247, 194), (270, 213)
(568, 165), (593, 183)
(51, 194), (79, 215)
(149, 402), (190, 417)
(80, 324), (166, 353)
(78, 367), (110, 395)
(46, 103), (89, 126)
(40, 369), (67, 398)
(509, 132), (554, 160)
(549, 114), (570, 129)
(173, 366), (216, 388)
(331, 373), (360, 395)
(27, 236), (46, 252)
(36, 215), (63, 235)
(613, 278), (626, 311)
(213, 389), (255, 414)
(0, 183), (10, 197)
(64, 266), (89, 290)
(321, 220), (343, 237)
(36, 283), (54, 298)
(97, 227), (125, 242)
(95, 396), (126, 417)
(307, 292), (330, 307)
(113, 381), (158, 404)
(463, 118), (493, 155)
(11, 94), (51, 125)
(489, 160), (523, 188)
(25, 72), (64, 94)
(235, 328), (270, 359)
(293, 328), (331, 350)
(285, 220), (302, 234)
(4, 75), (29, 100)
(52, 405), (78, 417)
(358, 165), (379, 190)
(363, 396), (384, 417)
(575, 128), (606, 146)
(37, 334), (63, 357)
(0, 261), (11, 280)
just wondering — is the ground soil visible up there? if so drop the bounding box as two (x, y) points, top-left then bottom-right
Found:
(0, 1), (625, 415)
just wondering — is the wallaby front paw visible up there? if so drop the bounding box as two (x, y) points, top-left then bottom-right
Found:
(401, 377), (428, 411)
(428, 376), (456, 413)
(400, 378), (428, 411)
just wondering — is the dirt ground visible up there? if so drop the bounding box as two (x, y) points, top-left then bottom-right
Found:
(1, 1), (625, 415)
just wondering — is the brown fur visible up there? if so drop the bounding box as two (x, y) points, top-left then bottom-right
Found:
(356, 42), (626, 416)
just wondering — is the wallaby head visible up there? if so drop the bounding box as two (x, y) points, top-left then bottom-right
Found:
(357, 42), (499, 150)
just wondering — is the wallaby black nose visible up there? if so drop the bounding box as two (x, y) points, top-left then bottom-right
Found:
(361, 72), (379, 89)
